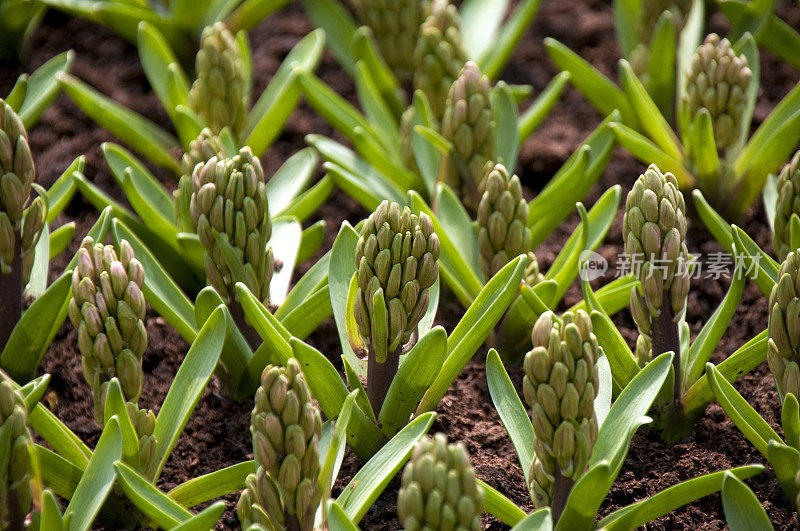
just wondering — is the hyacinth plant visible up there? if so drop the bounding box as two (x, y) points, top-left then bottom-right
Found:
(0, 57), (126, 386)
(550, 29), (800, 221)
(59, 22), (324, 175)
(483, 313), (765, 529)
(700, 249), (800, 513)
(35, 0), (291, 60)
(222, 200), (528, 460)
(555, 164), (772, 441)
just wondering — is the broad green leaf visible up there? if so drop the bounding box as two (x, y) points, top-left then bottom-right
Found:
(300, 0), (358, 75)
(351, 27), (404, 117)
(64, 418), (122, 531)
(555, 461), (614, 531)
(494, 82), (519, 168)
(355, 60), (399, 144)
(379, 327), (447, 436)
(721, 1), (800, 70)
(722, 472), (773, 531)
(49, 223), (76, 259)
(544, 38), (636, 125)
(151, 308), (226, 480)
(225, 0), (292, 31)
(1, 271), (71, 383)
(480, 479), (527, 527)
(598, 465), (765, 530)
(705, 363), (782, 456)
(37, 445), (82, 501)
(103, 379), (140, 467)
(46, 156), (83, 223)
(19, 51), (73, 128)
(681, 331), (767, 420)
(266, 147), (318, 218)
(269, 219), (302, 304)
(478, 0), (542, 80)
(338, 413), (436, 523)
(326, 500), (359, 531)
(486, 350), (535, 484)
(169, 502), (227, 531)
(646, 13), (677, 123)
(613, 0), (638, 57)
(40, 489), (65, 529)
(511, 508), (553, 531)
(137, 21), (188, 123)
(518, 71), (569, 142)
(460, 0), (509, 59)
(114, 461), (193, 528)
(325, 161), (407, 211)
(418, 256), (526, 414)
(329, 222), (366, 372)
(610, 121), (695, 188)
(59, 73), (180, 172)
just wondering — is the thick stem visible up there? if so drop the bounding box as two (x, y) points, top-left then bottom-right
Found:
(228, 298), (261, 352)
(285, 514), (301, 531)
(0, 239), (23, 352)
(551, 468), (574, 523)
(367, 344), (401, 419)
(651, 302), (681, 402)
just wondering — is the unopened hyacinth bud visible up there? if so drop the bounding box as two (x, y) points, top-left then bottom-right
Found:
(187, 23), (250, 138)
(398, 433), (484, 531)
(176, 129), (226, 233)
(189, 147), (273, 303)
(477, 163), (533, 281)
(68, 237), (147, 424)
(354, 200), (440, 362)
(683, 34), (751, 151)
(413, 0), (468, 120)
(523, 310), (599, 508)
(0, 373), (41, 529)
(623, 164), (689, 365)
(439, 62), (497, 211)
(0, 99), (44, 280)
(237, 360), (322, 531)
(349, 0), (431, 83)
(767, 250), (800, 400)
(635, 0), (690, 46)
(772, 151), (800, 260)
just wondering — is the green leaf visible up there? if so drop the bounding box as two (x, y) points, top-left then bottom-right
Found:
(676, 0), (705, 103)
(19, 51), (74, 128)
(355, 60), (399, 144)
(544, 38), (636, 125)
(681, 330), (767, 420)
(40, 489), (65, 529)
(722, 472), (774, 531)
(1, 270), (71, 383)
(325, 161), (407, 211)
(102, 379), (140, 467)
(687, 109), (720, 189)
(169, 461), (255, 509)
(151, 308), (226, 480)
(480, 479), (527, 527)
(28, 401), (92, 471)
(555, 460), (614, 531)
(683, 265), (746, 390)
(300, 0), (358, 75)
(705, 363), (782, 456)
(37, 445), (83, 501)
(114, 461), (193, 528)
(460, 0), (509, 60)
(328, 222), (366, 372)
(610, 121), (695, 188)
(58, 73), (180, 173)
(418, 256), (526, 414)
(379, 327), (447, 437)
(598, 465), (765, 530)
(326, 500), (359, 531)
(494, 82), (519, 169)
(511, 508), (553, 531)
(478, 0), (542, 80)
(64, 417), (122, 531)
(592, 353), (673, 469)
(49, 223), (76, 259)
(225, 0), (292, 31)
(266, 147), (318, 218)
(646, 12), (677, 124)
(137, 21), (188, 125)
(269, 219), (303, 304)
(351, 27), (404, 117)
(169, 502), (226, 531)
(613, 0), (639, 58)
(338, 412), (436, 523)
(486, 349), (535, 484)
(518, 71), (569, 142)
(46, 156), (83, 223)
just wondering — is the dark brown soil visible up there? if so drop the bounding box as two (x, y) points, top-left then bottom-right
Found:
(2, 0), (800, 529)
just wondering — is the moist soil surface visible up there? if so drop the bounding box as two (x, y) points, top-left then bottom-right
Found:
(2, 0), (800, 529)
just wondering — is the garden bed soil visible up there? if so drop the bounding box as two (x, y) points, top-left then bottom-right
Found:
(1, 0), (800, 528)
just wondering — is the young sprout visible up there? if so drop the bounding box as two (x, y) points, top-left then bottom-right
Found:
(397, 433), (484, 530)
(238, 359), (322, 530)
(477, 163), (542, 285)
(0, 99), (46, 351)
(523, 310), (599, 520)
(624, 164), (689, 378)
(354, 200), (440, 415)
(438, 62), (497, 211)
(187, 23), (250, 140)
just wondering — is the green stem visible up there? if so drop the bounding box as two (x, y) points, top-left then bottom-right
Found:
(367, 344), (401, 419)
(551, 468), (574, 523)
(651, 302), (681, 403)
